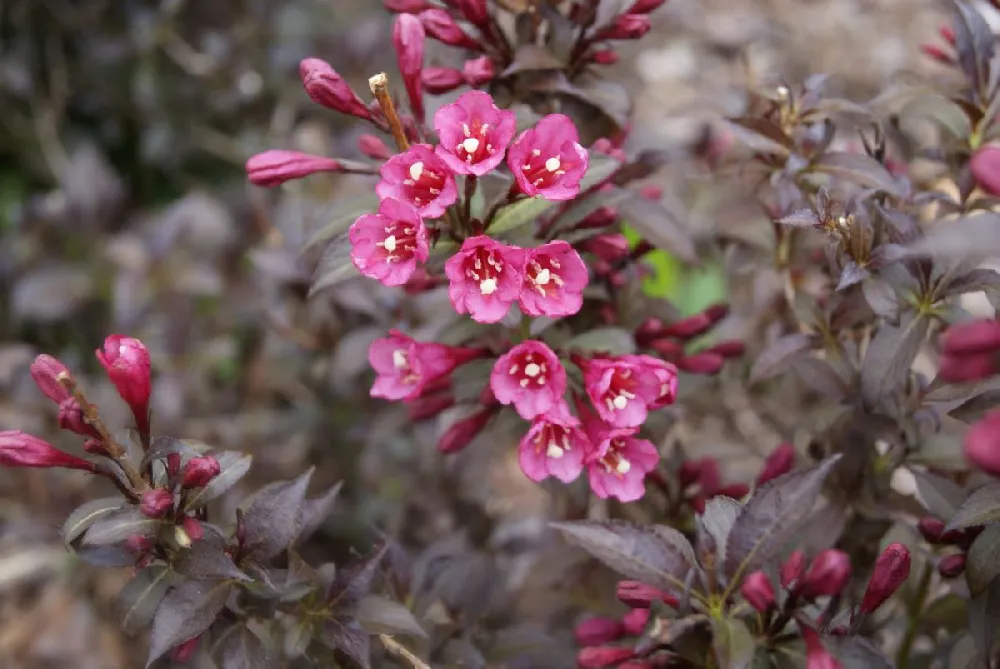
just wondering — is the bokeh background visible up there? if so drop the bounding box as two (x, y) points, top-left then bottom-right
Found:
(0, 0), (956, 666)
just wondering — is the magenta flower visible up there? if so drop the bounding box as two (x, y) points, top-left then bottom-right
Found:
(490, 340), (567, 419)
(368, 330), (475, 401)
(434, 91), (517, 176)
(299, 58), (370, 120)
(586, 426), (660, 502)
(626, 354), (678, 410)
(349, 197), (429, 286)
(519, 241), (589, 318)
(444, 235), (525, 323)
(518, 403), (592, 483)
(577, 356), (662, 428)
(376, 144), (458, 218)
(507, 114), (589, 201)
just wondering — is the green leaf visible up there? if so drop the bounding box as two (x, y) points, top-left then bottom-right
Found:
(564, 327), (636, 355)
(948, 483), (1000, 531)
(488, 196), (554, 236)
(712, 618), (755, 669)
(62, 497), (126, 545)
(967, 525), (1000, 596)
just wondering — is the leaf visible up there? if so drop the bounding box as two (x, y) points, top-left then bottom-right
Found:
(75, 543), (136, 567)
(808, 152), (902, 196)
(836, 261), (869, 291)
(328, 541), (389, 611)
(499, 44), (564, 77)
(565, 327), (636, 355)
(116, 567), (172, 635)
(147, 580), (232, 666)
(777, 209), (820, 227)
(969, 574), (1000, 662)
(721, 118), (792, 156)
(749, 333), (815, 384)
(82, 507), (164, 546)
(62, 497), (126, 545)
(305, 193), (381, 251)
(898, 93), (973, 141)
(947, 483), (1000, 531)
(967, 525), (1000, 595)
(174, 539), (251, 582)
(183, 452), (253, 511)
(950, 0), (996, 100)
(696, 497), (743, 568)
(904, 213), (1000, 262)
(617, 194), (698, 264)
(862, 278), (900, 321)
(240, 467), (314, 561)
(951, 390), (1000, 423)
(911, 469), (966, 520)
(488, 196), (554, 236)
(319, 616), (372, 669)
(310, 235), (360, 295)
(723, 455), (841, 581)
(552, 520), (698, 592)
(943, 268), (1000, 297)
(826, 636), (894, 669)
(213, 626), (270, 669)
(356, 595), (427, 638)
(295, 481), (343, 546)
(860, 313), (929, 405)
(712, 618), (755, 669)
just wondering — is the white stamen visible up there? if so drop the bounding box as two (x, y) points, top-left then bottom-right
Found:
(480, 277), (497, 295)
(524, 363), (541, 377)
(383, 235), (397, 252)
(616, 458), (631, 474)
(535, 268), (551, 285)
(463, 137), (480, 154)
(408, 161), (424, 181)
(392, 350), (407, 369)
(532, 149), (541, 156)
(545, 157), (561, 172)
(546, 443), (565, 458)
(612, 395), (629, 410)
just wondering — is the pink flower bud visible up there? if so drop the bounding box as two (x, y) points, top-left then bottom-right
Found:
(939, 352), (997, 383)
(965, 410), (1000, 476)
(0, 431), (95, 472)
(583, 234), (631, 262)
(438, 408), (494, 453)
(920, 43), (955, 65)
(917, 517), (946, 543)
(574, 617), (624, 646)
(704, 340), (746, 359)
(659, 313), (714, 339)
(577, 646), (636, 668)
(167, 453), (181, 477)
(715, 483), (750, 499)
(781, 550), (806, 589)
(125, 534), (153, 555)
(421, 66), (465, 94)
(600, 14), (652, 40)
(454, 0), (489, 27)
(703, 303), (730, 323)
(59, 397), (101, 439)
(629, 0), (667, 13)
(575, 206), (619, 230)
(741, 571), (776, 612)
(181, 456), (220, 488)
(383, 0), (432, 11)
(408, 393), (456, 421)
(676, 352), (725, 375)
(170, 636), (201, 663)
(942, 320), (1000, 356)
(462, 55), (495, 85)
(358, 134), (392, 160)
(634, 318), (666, 345)
(590, 48), (619, 65)
(83, 438), (108, 455)
(246, 150), (345, 187)
(616, 580), (678, 608)
(299, 58), (370, 119)
(140, 489), (174, 518)
(801, 549), (852, 598)
(621, 607), (650, 636)
(860, 543), (910, 614)
(802, 627), (843, 669)
(940, 25), (957, 45)
(971, 146), (1000, 197)
(420, 8), (481, 50)
(756, 443), (795, 485)
(182, 516), (205, 542)
(394, 13), (427, 123)
(95, 335), (151, 432)
(619, 663), (654, 669)
(938, 553), (967, 578)
(30, 354), (71, 403)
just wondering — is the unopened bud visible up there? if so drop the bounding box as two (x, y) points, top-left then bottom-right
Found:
(859, 543), (910, 614)
(660, 313), (714, 339)
(574, 617), (624, 646)
(583, 233), (631, 262)
(409, 393), (456, 421)
(140, 488), (175, 518)
(741, 571), (776, 612)
(704, 339), (746, 359)
(965, 410), (1000, 476)
(420, 8), (482, 49)
(462, 55), (495, 85)
(629, 0), (668, 13)
(639, 185), (662, 200)
(939, 352), (997, 383)
(0, 430), (96, 472)
(181, 456), (220, 488)
(182, 516), (205, 542)
(801, 550), (852, 598)
(358, 134), (392, 160)
(621, 607), (650, 636)
(394, 14), (427, 123)
(30, 354), (72, 404)
(574, 206), (619, 230)
(300, 58), (370, 119)
(599, 13), (652, 40)
(676, 352), (725, 375)
(125, 534), (153, 555)
(246, 150), (345, 187)
(616, 580), (678, 608)
(454, 0), (489, 27)
(942, 319), (1000, 356)
(938, 553), (966, 578)
(438, 408), (494, 453)
(421, 66), (465, 94)
(715, 483), (749, 500)
(577, 646), (636, 668)
(95, 335), (151, 436)
(590, 48), (619, 65)
(972, 146), (1000, 198)
(917, 517), (946, 543)
(170, 636), (201, 663)
(802, 626), (842, 669)
(59, 397), (100, 439)
(781, 550), (806, 589)
(757, 443), (795, 485)
(383, 0), (432, 11)
(920, 43), (955, 65)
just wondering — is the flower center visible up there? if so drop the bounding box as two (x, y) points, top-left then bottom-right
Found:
(527, 256), (564, 296)
(535, 423), (572, 459)
(522, 147), (569, 189)
(408, 161), (424, 181)
(455, 121), (494, 164)
(464, 247), (506, 297)
(601, 439), (632, 477)
(509, 353), (549, 389)
(480, 278), (497, 295)
(377, 222), (418, 263)
(392, 349), (408, 369)
(602, 367), (637, 414)
(403, 160), (445, 207)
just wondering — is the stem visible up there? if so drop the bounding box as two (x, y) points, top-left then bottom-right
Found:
(463, 175), (477, 225)
(896, 562), (932, 669)
(369, 73), (409, 152)
(378, 634), (431, 669)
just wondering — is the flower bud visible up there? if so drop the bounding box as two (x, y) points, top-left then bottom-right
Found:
(965, 410), (1000, 476)
(358, 134), (392, 160)
(181, 456), (220, 488)
(920, 43), (955, 65)
(971, 146), (1000, 198)
(421, 66), (465, 94)
(182, 516), (205, 542)
(408, 393), (456, 421)
(802, 626), (842, 669)
(575, 206), (619, 230)
(942, 320), (1000, 356)
(676, 352), (725, 375)
(917, 517), (946, 543)
(577, 646), (636, 668)
(616, 580), (679, 608)
(0, 430), (95, 472)
(167, 453), (182, 477)
(939, 352), (997, 383)
(704, 339), (746, 359)
(420, 8), (481, 49)
(660, 313), (714, 339)
(677, 459), (704, 489)
(59, 397), (101, 439)
(647, 339), (684, 360)
(383, 0), (432, 11)
(299, 58), (370, 119)
(125, 534), (153, 555)
(246, 150), (345, 187)
(590, 48), (620, 65)
(801, 550), (852, 598)
(940, 25), (956, 45)
(170, 636), (201, 663)
(83, 438), (108, 455)
(462, 55), (495, 85)
(583, 233), (631, 262)
(30, 354), (71, 404)
(634, 317), (665, 345)
(574, 617), (624, 646)
(454, 0), (489, 27)
(715, 483), (749, 500)
(618, 663), (654, 669)
(600, 13), (652, 40)
(938, 553), (966, 578)
(781, 550), (806, 589)
(95, 335), (151, 434)
(394, 13), (426, 123)
(859, 543), (910, 614)
(756, 443), (795, 485)
(629, 0), (667, 13)
(438, 408), (494, 453)
(140, 488), (175, 518)
(622, 607), (650, 636)
(741, 571), (776, 612)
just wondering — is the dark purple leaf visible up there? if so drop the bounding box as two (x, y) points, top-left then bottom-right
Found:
(777, 209), (820, 227)
(355, 595), (426, 638)
(319, 616), (371, 669)
(950, 390), (1000, 423)
(947, 483), (1000, 531)
(711, 618), (755, 669)
(175, 539), (251, 582)
(295, 481), (343, 546)
(499, 44), (564, 77)
(616, 191), (698, 264)
(860, 313), (929, 405)
(62, 497), (126, 545)
(310, 235), (361, 295)
(836, 260), (869, 291)
(116, 566), (172, 635)
(827, 636), (894, 669)
(240, 467), (314, 561)
(183, 451), (253, 512)
(861, 278), (900, 322)
(83, 507), (165, 546)
(305, 194), (381, 251)
(904, 213), (1000, 262)
(791, 357), (850, 400)
(213, 626), (271, 669)
(809, 152), (903, 196)
(723, 455), (842, 580)
(967, 525), (1000, 596)
(696, 497), (742, 572)
(749, 333), (816, 384)
(328, 541), (389, 610)
(75, 543), (136, 567)
(950, 0), (996, 100)
(147, 580), (233, 666)
(969, 573), (1000, 662)
(721, 118), (793, 155)
(911, 470), (966, 520)
(943, 268), (1000, 297)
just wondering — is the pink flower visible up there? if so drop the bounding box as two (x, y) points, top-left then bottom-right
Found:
(444, 235), (525, 323)
(519, 241), (589, 318)
(299, 58), (370, 120)
(626, 354), (678, 410)
(376, 144), (458, 218)
(576, 356), (662, 428)
(368, 330), (476, 401)
(246, 150), (345, 187)
(434, 91), (517, 176)
(585, 425), (660, 502)
(96, 335), (151, 433)
(519, 405), (591, 483)
(0, 431), (96, 472)
(507, 114), (589, 201)
(349, 197), (429, 286)
(491, 341), (567, 419)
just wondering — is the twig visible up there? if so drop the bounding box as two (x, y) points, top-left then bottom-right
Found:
(369, 73), (410, 153)
(378, 634), (432, 669)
